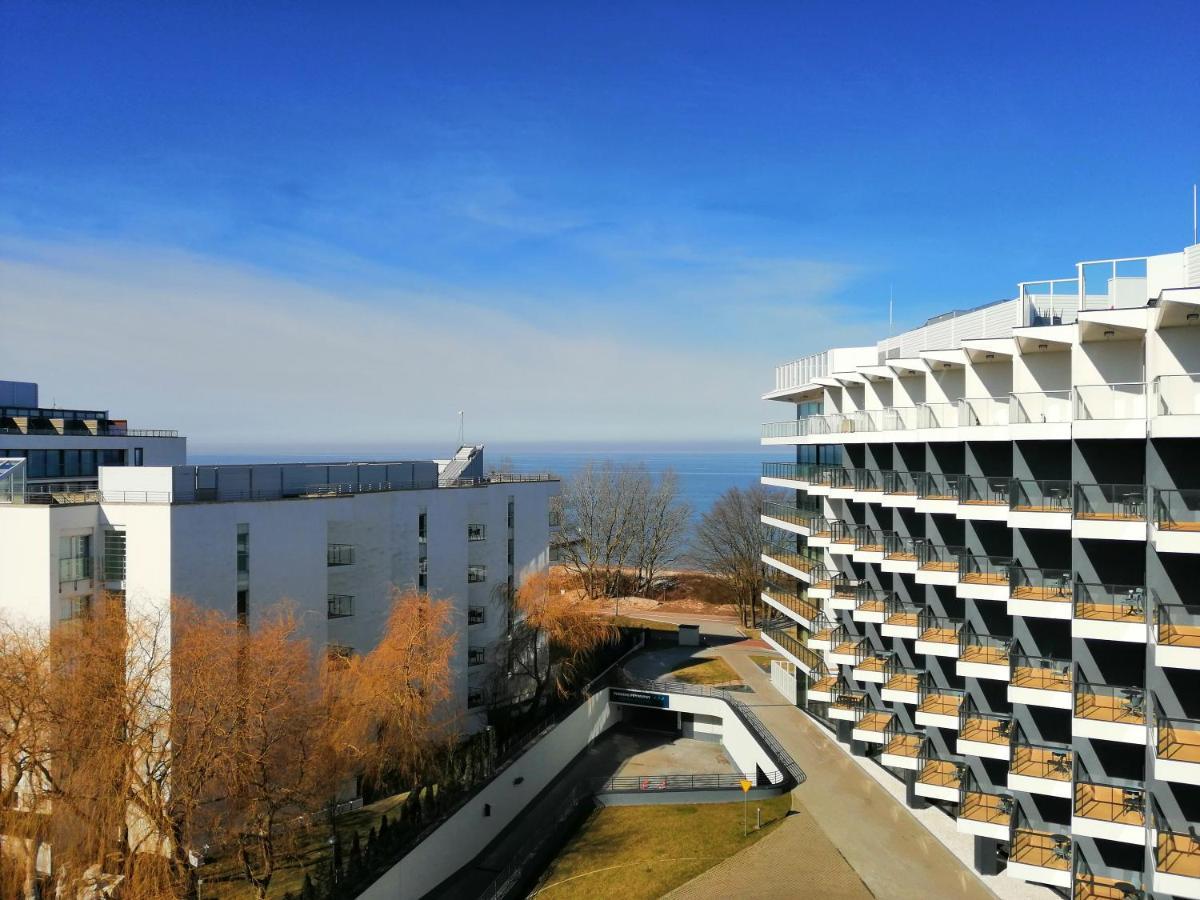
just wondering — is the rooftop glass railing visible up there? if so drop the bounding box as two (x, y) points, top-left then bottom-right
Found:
(1154, 373), (1200, 416)
(916, 472), (963, 501)
(1010, 478), (1072, 512)
(1074, 582), (1146, 624)
(1010, 653), (1072, 693)
(958, 554), (1014, 586)
(1009, 566), (1072, 602)
(1073, 482), (1146, 522)
(1020, 277), (1079, 326)
(1154, 487), (1200, 532)
(1074, 382), (1146, 421)
(957, 396), (1009, 427)
(1010, 389), (1072, 425)
(1074, 680), (1145, 726)
(959, 475), (1009, 506)
(1080, 256), (1149, 310)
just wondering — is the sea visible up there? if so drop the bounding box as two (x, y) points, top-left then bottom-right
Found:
(188, 445), (775, 520)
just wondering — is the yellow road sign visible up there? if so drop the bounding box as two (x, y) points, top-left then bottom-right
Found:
(740, 779), (752, 793)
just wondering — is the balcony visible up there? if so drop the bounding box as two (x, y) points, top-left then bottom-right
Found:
(880, 661), (921, 704)
(828, 689), (868, 722)
(958, 707), (1012, 760)
(326, 543), (355, 567)
(1072, 482), (1146, 541)
(915, 542), (966, 586)
(762, 420), (806, 442)
(956, 630), (1010, 681)
(957, 553), (1012, 601)
(760, 626), (824, 676)
(915, 756), (962, 803)
(762, 544), (821, 581)
(852, 467), (885, 500)
(1073, 681), (1147, 745)
(1154, 829), (1200, 900)
(917, 402), (959, 430)
(1154, 597), (1200, 669)
(915, 611), (962, 658)
(819, 466), (854, 498)
(1008, 653), (1073, 710)
(880, 406), (920, 432)
(881, 469), (919, 508)
(1073, 871), (1144, 900)
(1073, 582), (1148, 643)
(1009, 566), (1073, 619)
(1154, 713), (1200, 786)
(468, 646), (486, 667)
(1152, 373), (1200, 438)
(1010, 389), (1072, 437)
(826, 572), (862, 610)
(850, 651), (889, 684)
(957, 475), (1010, 522)
(851, 588), (888, 625)
(1009, 731), (1073, 799)
(879, 726), (922, 771)
(1009, 478), (1073, 529)
(760, 500), (821, 536)
(957, 396), (1010, 429)
(1073, 782), (1145, 844)
(828, 636), (867, 667)
(1008, 828), (1072, 889)
(956, 787), (1012, 840)
(327, 594), (354, 619)
(915, 471), (961, 513)
(881, 533), (921, 573)
(1074, 382), (1147, 439)
(851, 525), (886, 563)
(827, 521), (858, 556)
(807, 672), (840, 704)
(807, 570), (839, 599)
(761, 580), (821, 629)
(808, 619), (838, 653)
(1153, 488), (1200, 554)
(915, 683), (963, 729)
(851, 709), (893, 744)
(761, 461), (813, 486)
(881, 596), (921, 639)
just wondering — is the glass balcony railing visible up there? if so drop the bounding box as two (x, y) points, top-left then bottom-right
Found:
(814, 465), (852, 490)
(959, 554), (1013, 587)
(851, 410), (880, 433)
(853, 525), (885, 552)
(1010, 827), (1071, 873)
(761, 461), (815, 482)
(829, 689), (868, 717)
(762, 420), (805, 439)
(854, 468), (883, 493)
(1080, 256), (1149, 310)
(1156, 713), (1200, 766)
(1073, 482), (1146, 522)
(1074, 582), (1146, 624)
(916, 472), (962, 501)
(1074, 681), (1146, 726)
(1010, 478), (1072, 512)
(918, 542), (966, 574)
(1010, 727), (1072, 782)
(917, 611), (962, 647)
(1074, 781), (1145, 829)
(761, 625), (824, 673)
(1009, 566), (1072, 603)
(959, 780), (1013, 827)
(883, 658), (921, 695)
(1010, 653), (1072, 693)
(958, 629), (1010, 667)
(1020, 277), (1079, 325)
(1154, 595), (1200, 649)
(883, 532), (922, 562)
(882, 469), (919, 496)
(958, 475), (1009, 506)
(1154, 373), (1200, 416)
(880, 720), (923, 761)
(853, 588), (889, 620)
(960, 704), (1012, 745)
(879, 407), (919, 430)
(761, 501), (823, 530)
(829, 521), (857, 548)
(917, 743), (963, 791)
(1010, 390), (1072, 425)
(1074, 382), (1146, 421)
(917, 681), (964, 719)
(917, 402), (959, 429)
(1155, 488), (1200, 532)
(957, 396), (1009, 427)
(762, 544), (821, 575)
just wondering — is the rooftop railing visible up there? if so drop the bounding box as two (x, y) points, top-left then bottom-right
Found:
(1074, 382), (1146, 421)
(1073, 482), (1146, 522)
(1010, 478), (1072, 512)
(1020, 277), (1079, 326)
(1010, 390), (1072, 425)
(1074, 582), (1146, 624)
(1079, 256), (1149, 310)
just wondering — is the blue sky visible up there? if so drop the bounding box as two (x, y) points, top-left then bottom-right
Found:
(2, 1), (1198, 447)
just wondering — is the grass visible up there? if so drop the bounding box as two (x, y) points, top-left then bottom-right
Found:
(197, 791), (409, 898)
(667, 656), (741, 686)
(749, 654), (778, 674)
(532, 795), (792, 899)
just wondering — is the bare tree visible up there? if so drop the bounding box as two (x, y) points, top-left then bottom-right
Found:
(690, 485), (776, 627)
(628, 468), (691, 596)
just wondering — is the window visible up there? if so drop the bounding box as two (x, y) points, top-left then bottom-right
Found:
(468, 605), (485, 625)
(133, 447), (144, 466)
(467, 523), (486, 542)
(507, 537), (514, 565)
(507, 497), (515, 529)
(236, 525), (249, 574)
(418, 556), (428, 591)
(327, 594), (354, 619)
(468, 646), (486, 666)
(548, 507), (562, 527)
(418, 511), (427, 544)
(467, 565), (487, 584)
(327, 543), (355, 566)
(236, 589), (249, 627)
(58, 534), (93, 584)
(102, 529), (126, 582)
(62, 595), (92, 621)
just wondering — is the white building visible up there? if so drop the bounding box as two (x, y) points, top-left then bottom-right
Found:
(0, 392), (558, 721)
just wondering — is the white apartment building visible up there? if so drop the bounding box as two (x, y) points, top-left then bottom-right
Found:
(0, 389), (558, 721)
(759, 242), (1200, 898)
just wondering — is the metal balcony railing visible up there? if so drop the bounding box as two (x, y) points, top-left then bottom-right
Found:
(761, 461), (815, 482)
(326, 543), (355, 566)
(761, 625), (824, 673)
(1074, 781), (1145, 828)
(1009, 566), (1072, 602)
(880, 719), (922, 761)
(1074, 680), (1145, 726)
(1010, 653), (1071, 693)
(918, 542), (966, 573)
(829, 521), (857, 546)
(958, 628), (1010, 667)
(1010, 725), (1072, 782)
(762, 544), (822, 575)
(1074, 582), (1146, 624)
(761, 501), (823, 530)
(883, 532), (922, 562)
(763, 582), (821, 623)
(916, 748), (963, 792)
(829, 688), (868, 717)
(854, 468), (883, 493)
(326, 594), (354, 619)
(1010, 478), (1072, 512)
(959, 702), (1012, 745)
(917, 610), (962, 647)
(883, 596), (922, 631)
(957, 396), (1009, 427)
(916, 472), (962, 501)
(958, 475), (1009, 506)
(1073, 482), (1146, 522)
(881, 469), (919, 496)
(917, 680), (964, 719)
(882, 659), (921, 696)
(1154, 593), (1200, 649)
(1074, 382), (1146, 421)
(958, 554), (1013, 586)
(1155, 487), (1200, 531)
(852, 586), (889, 619)
(1010, 389), (1072, 425)
(853, 525), (885, 552)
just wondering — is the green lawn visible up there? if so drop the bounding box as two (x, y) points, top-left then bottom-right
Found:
(532, 795), (792, 899)
(667, 656), (741, 686)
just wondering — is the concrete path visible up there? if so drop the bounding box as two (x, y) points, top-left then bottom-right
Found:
(700, 646), (998, 900)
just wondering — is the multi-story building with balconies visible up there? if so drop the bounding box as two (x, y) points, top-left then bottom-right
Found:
(0, 383), (557, 724)
(760, 243), (1200, 898)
